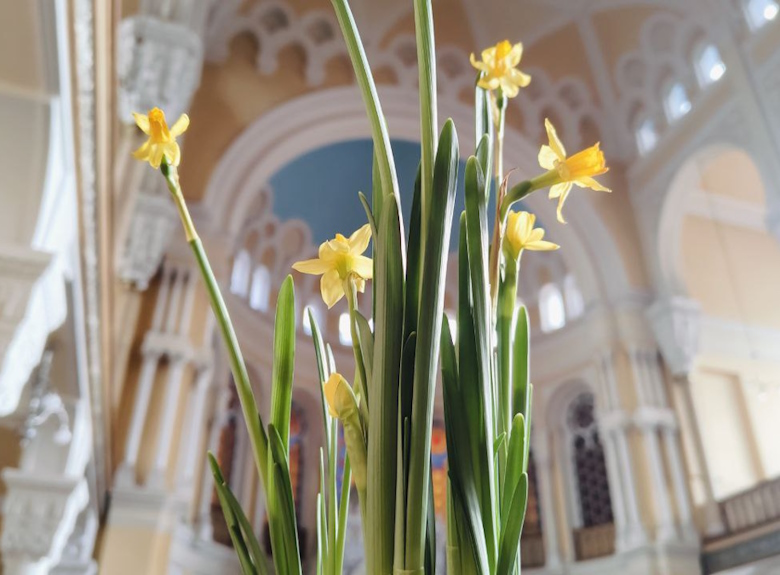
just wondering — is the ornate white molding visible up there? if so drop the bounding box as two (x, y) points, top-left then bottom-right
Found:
(118, 170), (177, 290)
(117, 15), (204, 123)
(51, 507), (98, 575)
(646, 297), (701, 377)
(0, 246), (66, 418)
(0, 471), (88, 575)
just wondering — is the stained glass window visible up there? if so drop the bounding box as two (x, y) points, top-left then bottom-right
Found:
(567, 392), (613, 528)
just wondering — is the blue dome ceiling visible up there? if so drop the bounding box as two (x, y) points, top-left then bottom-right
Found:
(269, 138), (519, 252)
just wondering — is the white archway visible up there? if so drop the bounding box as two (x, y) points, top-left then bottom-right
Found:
(199, 85), (633, 306)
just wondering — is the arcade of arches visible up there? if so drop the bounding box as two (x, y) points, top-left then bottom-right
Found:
(2, 0), (780, 574)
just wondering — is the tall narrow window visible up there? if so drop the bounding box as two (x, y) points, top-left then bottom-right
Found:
(664, 82), (692, 122)
(567, 392), (613, 528)
(230, 249), (251, 297)
(696, 44), (726, 86)
(539, 283), (566, 333)
(249, 265), (271, 311)
(745, 0), (779, 29)
(339, 312), (352, 345)
(302, 303), (324, 336)
(563, 274), (585, 320)
(635, 118), (658, 155)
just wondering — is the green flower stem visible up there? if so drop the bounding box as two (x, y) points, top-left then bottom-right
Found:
(161, 162), (270, 490)
(499, 180), (535, 223)
(345, 278), (369, 415)
(335, 455), (353, 573)
(497, 251), (519, 461)
(488, 93), (508, 316)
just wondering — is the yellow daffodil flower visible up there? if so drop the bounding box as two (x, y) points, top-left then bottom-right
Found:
(132, 107), (189, 169)
(292, 224), (372, 309)
(535, 118), (611, 224)
(504, 211), (560, 260)
(470, 40), (531, 98)
(323, 373), (347, 418)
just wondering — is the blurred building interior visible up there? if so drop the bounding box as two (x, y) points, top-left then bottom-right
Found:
(2, 0), (780, 573)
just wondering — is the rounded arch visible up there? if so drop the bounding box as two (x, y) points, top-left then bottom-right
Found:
(199, 86), (633, 306)
(656, 142), (771, 297)
(544, 378), (600, 431)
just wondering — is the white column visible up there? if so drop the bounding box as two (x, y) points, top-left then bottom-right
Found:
(599, 424), (628, 552)
(164, 267), (186, 334)
(116, 351), (161, 487)
(196, 385), (231, 541)
(599, 355), (647, 548)
(662, 427), (698, 543)
(628, 348), (652, 406)
(147, 357), (188, 489)
(533, 432), (562, 570)
(552, 428), (576, 562)
(176, 366), (213, 491)
(639, 422), (677, 542)
(678, 376), (726, 536)
(613, 424), (647, 547)
(177, 269), (197, 336)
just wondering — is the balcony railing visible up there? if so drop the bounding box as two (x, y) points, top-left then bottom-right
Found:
(720, 476), (780, 535)
(573, 523), (615, 561)
(520, 532), (545, 568)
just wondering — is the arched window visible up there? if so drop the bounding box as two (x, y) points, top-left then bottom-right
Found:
(635, 117), (658, 155)
(339, 312), (352, 345)
(249, 265), (271, 311)
(446, 312), (457, 344)
(664, 82), (691, 122)
(563, 274), (585, 320)
(303, 303), (324, 336)
(696, 44), (726, 86)
(230, 249), (251, 297)
(567, 392), (613, 528)
(744, 0), (779, 29)
(539, 283), (566, 333)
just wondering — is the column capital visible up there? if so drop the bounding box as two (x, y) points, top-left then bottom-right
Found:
(1, 471), (88, 574)
(646, 296), (701, 377)
(633, 406), (678, 431)
(117, 16), (204, 123)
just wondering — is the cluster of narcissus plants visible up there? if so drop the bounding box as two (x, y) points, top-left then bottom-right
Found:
(133, 0), (610, 573)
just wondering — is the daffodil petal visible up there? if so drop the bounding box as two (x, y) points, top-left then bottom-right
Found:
(574, 176), (611, 193)
(323, 373), (342, 418)
(548, 182), (572, 199)
(150, 146), (165, 169)
(348, 224), (372, 254)
(508, 68), (532, 88)
(508, 42), (524, 66)
(555, 187), (571, 224)
(526, 240), (560, 251)
(170, 114), (190, 137)
(321, 270), (344, 309)
(351, 255), (373, 280)
(545, 119), (567, 159)
(132, 140), (151, 160)
(133, 112), (150, 135)
(292, 258), (330, 275)
(167, 142), (181, 167)
(501, 80), (520, 98)
(538, 145), (558, 171)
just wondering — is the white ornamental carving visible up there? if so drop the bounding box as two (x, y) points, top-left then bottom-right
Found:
(119, 172), (177, 290)
(0, 472), (89, 573)
(118, 15), (204, 123)
(646, 297), (701, 376)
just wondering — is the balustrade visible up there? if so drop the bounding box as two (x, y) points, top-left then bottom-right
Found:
(573, 523), (616, 561)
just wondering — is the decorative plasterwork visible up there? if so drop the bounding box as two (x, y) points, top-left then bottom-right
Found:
(518, 68), (611, 154)
(614, 12), (717, 154)
(646, 296), (701, 377)
(205, 0), (479, 97)
(118, 170), (177, 290)
(0, 246), (64, 418)
(0, 472), (89, 573)
(117, 15), (204, 123)
(206, 0), (345, 87)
